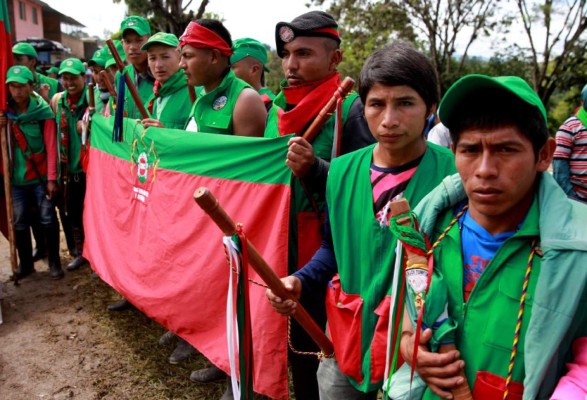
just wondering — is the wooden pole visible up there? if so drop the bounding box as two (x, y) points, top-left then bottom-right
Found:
(0, 112), (18, 277)
(194, 187), (334, 357)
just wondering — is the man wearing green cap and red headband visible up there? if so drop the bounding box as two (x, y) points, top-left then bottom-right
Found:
(2, 65), (63, 279)
(117, 16), (154, 119)
(140, 32), (192, 130)
(398, 75), (587, 400)
(12, 42), (62, 103)
(52, 58), (91, 273)
(230, 37), (274, 110)
(178, 19), (266, 136)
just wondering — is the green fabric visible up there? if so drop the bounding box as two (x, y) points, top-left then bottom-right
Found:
(120, 15), (151, 36)
(259, 87), (275, 100)
(147, 70), (191, 129)
(7, 92), (54, 185)
(35, 73), (59, 99)
(141, 32), (179, 51)
(326, 143), (456, 392)
(12, 42), (37, 58)
(59, 58), (85, 75)
(56, 86), (88, 173)
(116, 64), (154, 119)
(88, 87), (105, 114)
(576, 106), (587, 128)
(185, 70), (249, 134)
(88, 49), (107, 67)
(91, 114), (292, 185)
(231, 38), (269, 71)
(411, 173), (587, 400)
(6, 65), (32, 84)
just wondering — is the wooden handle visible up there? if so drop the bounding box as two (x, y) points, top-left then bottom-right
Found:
(88, 82), (95, 112)
(0, 115), (18, 276)
(194, 187), (334, 357)
(301, 76), (355, 143)
(105, 39), (149, 119)
(99, 70), (117, 104)
(439, 344), (474, 400)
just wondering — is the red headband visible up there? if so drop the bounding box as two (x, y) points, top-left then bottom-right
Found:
(179, 22), (233, 56)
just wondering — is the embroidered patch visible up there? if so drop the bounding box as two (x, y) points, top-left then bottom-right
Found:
(128, 21), (135, 26)
(279, 26), (295, 43)
(13, 67), (21, 74)
(66, 60), (73, 66)
(212, 95), (228, 110)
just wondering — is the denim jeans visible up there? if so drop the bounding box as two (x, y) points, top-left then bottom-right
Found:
(317, 356), (379, 400)
(12, 183), (57, 230)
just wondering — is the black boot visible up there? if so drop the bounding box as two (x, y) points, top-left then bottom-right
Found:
(58, 206), (76, 257)
(66, 227), (89, 271)
(13, 229), (35, 279)
(46, 224), (64, 279)
(31, 219), (47, 261)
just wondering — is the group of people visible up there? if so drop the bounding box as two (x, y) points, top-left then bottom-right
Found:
(2, 7), (586, 400)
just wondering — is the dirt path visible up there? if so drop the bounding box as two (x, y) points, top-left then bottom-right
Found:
(0, 236), (226, 400)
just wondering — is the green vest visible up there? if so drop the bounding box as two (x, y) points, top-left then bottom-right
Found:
(147, 70), (192, 130)
(185, 70), (249, 134)
(35, 73), (59, 99)
(116, 64), (154, 119)
(326, 143), (456, 392)
(7, 93), (55, 186)
(259, 87), (275, 101)
(56, 87), (88, 174)
(423, 200), (541, 400)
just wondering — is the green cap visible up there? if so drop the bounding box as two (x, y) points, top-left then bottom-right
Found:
(59, 58), (86, 75)
(6, 65), (34, 84)
(47, 66), (59, 74)
(88, 49), (108, 67)
(12, 42), (38, 58)
(140, 32), (179, 51)
(231, 38), (269, 72)
(120, 16), (151, 37)
(104, 40), (125, 69)
(439, 74), (547, 129)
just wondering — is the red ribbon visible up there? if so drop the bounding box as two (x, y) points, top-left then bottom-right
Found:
(179, 22), (233, 56)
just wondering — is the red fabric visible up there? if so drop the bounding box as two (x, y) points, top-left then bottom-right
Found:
(473, 371), (524, 400)
(312, 27), (340, 39)
(0, 15), (14, 239)
(83, 148), (290, 399)
(277, 72), (341, 137)
(42, 119), (58, 180)
(179, 21), (233, 56)
(11, 123), (48, 181)
(147, 80), (161, 115)
(296, 211), (323, 269)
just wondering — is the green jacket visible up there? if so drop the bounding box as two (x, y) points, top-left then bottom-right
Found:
(56, 87), (88, 174)
(115, 64), (154, 119)
(185, 70), (249, 134)
(146, 70), (192, 130)
(410, 172), (587, 400)
(326, 143), (456, 392)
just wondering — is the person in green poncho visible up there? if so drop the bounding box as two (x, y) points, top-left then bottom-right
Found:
(2, 66), (63, 280)
(267, 42), (457, 399)
(141, 32), (192, 130)
(230, 37), (275, 110)
(52, 58), (91, 273)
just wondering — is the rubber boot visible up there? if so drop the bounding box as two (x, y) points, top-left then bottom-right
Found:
(46, 224), (64, 279)
(66, 227), (89, 271)
(58, 206), (76, 257)
(31, 218), (47, 261)
(14, 229), (35, 279)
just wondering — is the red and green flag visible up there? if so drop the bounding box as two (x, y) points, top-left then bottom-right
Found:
(84, 115), (291, 399)
(0, 0), (13, 239)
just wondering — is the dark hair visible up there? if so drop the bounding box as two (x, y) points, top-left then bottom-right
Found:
(359, 41), (439, 113)
(449, 88), (549, 157)
(195, 19), (232, 49)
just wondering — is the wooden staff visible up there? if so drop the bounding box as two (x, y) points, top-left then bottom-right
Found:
(391, 199), (473, 400)
(0, 111), (18, 277)
(88, 82), (95, 114)
(194, 187), (334, 357)
(301, 76), (355, 142)
(105, 39), (149, 119)
(99, 70), (118, 104)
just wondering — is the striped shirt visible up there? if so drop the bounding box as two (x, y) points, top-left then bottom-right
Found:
(554, 116), (587, 200)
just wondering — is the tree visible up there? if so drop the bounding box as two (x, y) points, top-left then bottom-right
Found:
(515, 0), (587, 105)
(113, 0), (210, 36)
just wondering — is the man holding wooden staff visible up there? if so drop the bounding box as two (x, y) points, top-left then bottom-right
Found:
(263, 10), (374, 399)
(399, 76), (587, 399)
(267, 41), (457, 399)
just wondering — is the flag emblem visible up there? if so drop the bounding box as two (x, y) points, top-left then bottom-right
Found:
(213, 95), (227, 110)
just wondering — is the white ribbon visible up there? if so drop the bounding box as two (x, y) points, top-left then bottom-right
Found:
(81, 108), (90, 146)
(223, 235), (241, 399)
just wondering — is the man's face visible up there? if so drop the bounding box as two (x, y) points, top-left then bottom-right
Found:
(364, 83), (431, 161)
(90, 65), (105, 88)
(281, 36), (340, 86)
(13, 54), (36, 72)
(122, 31), (149, 66)
(179, 45), (213, 87)
(61, 72), (86, 97)
(454, 126), (553, 232)
(8, 82), (33, 105)
(147, 45), (181, 84)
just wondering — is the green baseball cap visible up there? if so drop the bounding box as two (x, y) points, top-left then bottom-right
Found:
(140, 32), (179, 51)
(231, 38), (269, 72)
(121, 16), (151, 37)
(47, 66), (59, 74)
(12, 42), (38, 58)
(6, 65), (34, 84)
(59, 58), (86, 75)
(439, 74), (547, 129)
(88, 49), (108, 67)
(104, 40), (126, 69)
